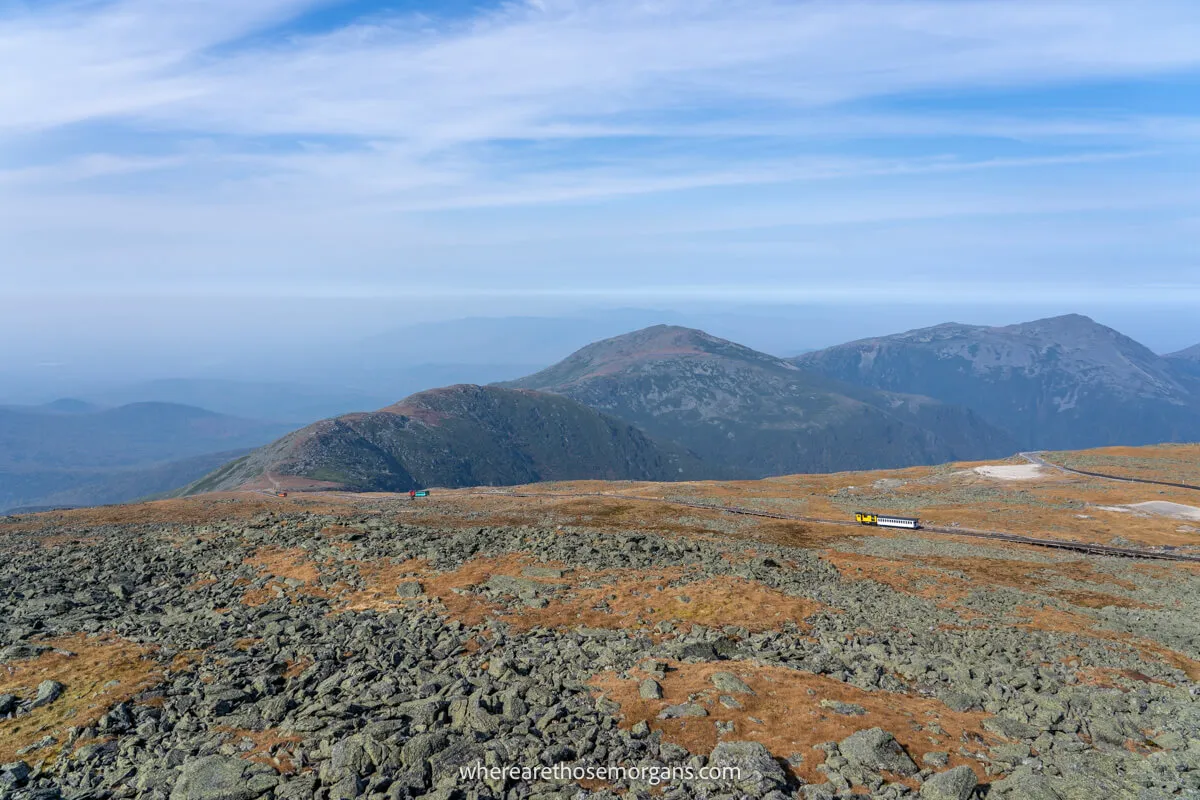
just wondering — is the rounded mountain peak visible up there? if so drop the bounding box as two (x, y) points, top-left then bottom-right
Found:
(577, 324), (729, 358)
(509, 324), (793, 388)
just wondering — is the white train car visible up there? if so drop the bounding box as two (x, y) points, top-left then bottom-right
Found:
(855, 512), (920, 529)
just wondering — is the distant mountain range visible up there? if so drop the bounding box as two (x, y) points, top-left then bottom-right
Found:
(183, 325), (1017, 493)
(31, 313), (1200, 502)
(78, 369), (543, 425)
(0, 402), (291, 512)
(2, 449), (252, 513)
(80, 380), (396, 426)
(794, 314), (1200, 450)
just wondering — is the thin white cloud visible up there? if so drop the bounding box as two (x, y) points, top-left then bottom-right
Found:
(0, 153), (187, 186)
(1, 0), (1199, 298)
(135, 1), (1200, 142)
(6, 0), (1200, 140)
(0, 0), (328, 132)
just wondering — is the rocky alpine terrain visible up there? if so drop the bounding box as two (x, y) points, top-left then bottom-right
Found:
(3, 446), (1200, 799)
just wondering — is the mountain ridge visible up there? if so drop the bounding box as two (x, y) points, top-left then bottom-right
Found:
(173, 315), (1200, 499)
(504, 325), (1014, 478)
(179, 384), (709, 495)
(794, 314), (1200, 449)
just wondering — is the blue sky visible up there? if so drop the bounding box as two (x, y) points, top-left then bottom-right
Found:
(2, 0), (1199, 316)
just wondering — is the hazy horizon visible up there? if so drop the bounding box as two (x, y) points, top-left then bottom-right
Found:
(3, 302), (1199, 410)
(4, 0), (1199, 383)
(5, 1), (1200, 410)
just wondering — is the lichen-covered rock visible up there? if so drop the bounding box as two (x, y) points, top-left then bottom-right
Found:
(395, 580), (423, 597)
(819, 699), (866, 716)
(839, 728), (918, 775)
(31, 680), (64, 709)
(658, 703), (707, 719)
(988, 766), (1064, 799)
(169, 756), (277, 800)
(710, 671), (754, 694)
(919, 765), (978, 800)
(709, 741), (786, 794)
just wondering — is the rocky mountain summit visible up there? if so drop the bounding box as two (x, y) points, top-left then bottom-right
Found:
(180, 385), (705, 495)
(794, 314), (1200, 449)
(2, 464), (1198, 799)
(506, 325), (1013, 478)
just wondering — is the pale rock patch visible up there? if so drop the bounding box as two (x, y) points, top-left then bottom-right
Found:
(1126, 501), (1200, 521)
(974, 464), (1045, 480)
(1093, 502), (1200, 521)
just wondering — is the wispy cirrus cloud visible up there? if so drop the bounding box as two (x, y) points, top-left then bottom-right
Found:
(7, 1), (1200, 136)
(2, 0), (1199, 301)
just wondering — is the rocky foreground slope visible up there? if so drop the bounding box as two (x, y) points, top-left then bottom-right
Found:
(2, 456), (1200, 799)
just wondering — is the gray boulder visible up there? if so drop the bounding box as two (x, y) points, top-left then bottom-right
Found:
(522, 566), (566, 578)
(839, 728), (918, 775)
(428, 740), (484, 789)
(1, 761), (32, 792)
(272, 775), (319, 800)
(402, 731), (449, 767)
(920, 766), (978, 800)
(395, 580), (423, 597)
(983, 715), (1039, 740)
(327, 774), (363, 800)
(710, 672), (754, 694)
(0, 644), (48, 662)
(31, 680), (64, 709)
(658, 703), (707, 719)
(988, 767), (1063, 800)
(709, 741), (786, 793)
(322, 732), (397, 783)
(169, 755), (278, 800)
(819, 699), (866, 716)
(938, 689), (983, 712)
